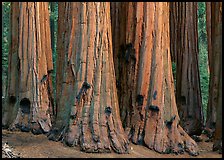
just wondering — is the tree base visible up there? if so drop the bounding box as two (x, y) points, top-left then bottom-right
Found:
(48, 113), (129, 154)
(127, 119), (199, 156)
(213, 140), (222, 154)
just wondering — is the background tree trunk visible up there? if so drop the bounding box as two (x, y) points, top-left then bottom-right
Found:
(170, 2), (203, 136)
(204, 2), (219, 138)
(205, 2), (212, 74)
(111, 2), (199, 155)
(2, 2), (54, 135)
(48, 2), (129, 154)
(210, 2), (222, 153)
(169, 2), (177, 63)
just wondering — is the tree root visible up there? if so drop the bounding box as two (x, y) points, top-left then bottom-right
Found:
(48, 106), (129, 154)
(213, 140), (222, 154)
(128, 117), (199, 156)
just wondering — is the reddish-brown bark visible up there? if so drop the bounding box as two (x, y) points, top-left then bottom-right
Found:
(204, 2), (221, 139)
(208, 2), (222, 153)
(206, 2), (212, 74)
(111, 2), (199, 155)
(2, 2), (54, 134)
(170, 2), (203, 136)
(169, 2), (177, 63)
(48, 2), (129, 154)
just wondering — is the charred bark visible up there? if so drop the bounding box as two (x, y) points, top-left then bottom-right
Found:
(48, 2), (129, 154)
(2, 2), (54, 135)
(111, 2), (199, 155)
(170, 2), (203, 136)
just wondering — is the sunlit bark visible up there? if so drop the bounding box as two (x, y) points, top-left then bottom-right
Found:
(111, 2), (199, 155)
(2, 2), (54, 134)
(48, 2), (129, 153)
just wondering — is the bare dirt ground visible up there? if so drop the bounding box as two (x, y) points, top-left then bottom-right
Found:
(2, 129), (222, 158)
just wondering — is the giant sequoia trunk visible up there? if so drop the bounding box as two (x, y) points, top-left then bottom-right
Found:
(48, 2), (129, 154)
(2, 2), (54, 134)
(204, 2), (220, 138)
(111, 2), (198, 155)
(170, 2), (203, 136)
(207, 2), (222, 153)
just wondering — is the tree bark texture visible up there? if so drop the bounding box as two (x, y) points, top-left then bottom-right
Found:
(209, 2), (222, 153)
(204, 2), (221, 139)
(2, 2), (54, 135)
(170, 2), (203, 136)
(111, 2), (199, 155)
(48, 2), (129, 154)
(206, 2), (212, 74)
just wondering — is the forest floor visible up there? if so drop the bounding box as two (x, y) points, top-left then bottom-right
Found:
(2, 129), (222, 158)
